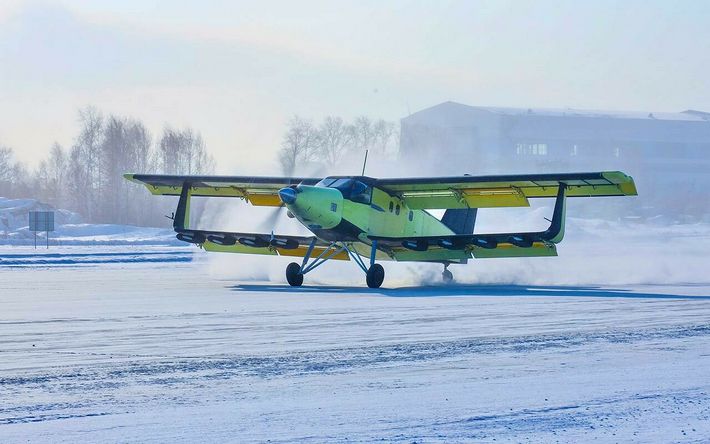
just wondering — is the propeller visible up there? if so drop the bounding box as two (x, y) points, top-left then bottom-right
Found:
(257, 205), (286, 232)
(255, 180), (300, 232)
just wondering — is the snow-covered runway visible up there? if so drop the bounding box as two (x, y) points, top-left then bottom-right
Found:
(1, 249), (709, 443)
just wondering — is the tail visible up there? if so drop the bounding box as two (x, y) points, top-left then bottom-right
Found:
(441, 208), (477, 234)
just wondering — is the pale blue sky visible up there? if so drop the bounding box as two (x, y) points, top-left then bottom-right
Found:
(1, 0), (709, 172)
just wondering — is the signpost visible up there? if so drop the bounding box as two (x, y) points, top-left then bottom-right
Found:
(29, 211), (54, 249)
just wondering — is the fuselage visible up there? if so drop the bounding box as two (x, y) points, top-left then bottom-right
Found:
(278, 177), (462, 261)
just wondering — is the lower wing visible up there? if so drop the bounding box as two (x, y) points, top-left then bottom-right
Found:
(369, 232), (558, 259)
(176, 229), (350, 261)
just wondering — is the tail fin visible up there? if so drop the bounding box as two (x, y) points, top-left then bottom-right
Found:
(544, 184), (567, 243)
(441, 208), (477, 234)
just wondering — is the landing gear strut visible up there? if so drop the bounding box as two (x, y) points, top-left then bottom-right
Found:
(442, 264), (454, 283)
(285, 238), (350, 287)
(284, 238), (386, 288)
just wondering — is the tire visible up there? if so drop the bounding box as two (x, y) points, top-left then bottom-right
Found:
(286, 262), (303, 287)
(366, 264), (385, 288)
(442, 269), (454, 284)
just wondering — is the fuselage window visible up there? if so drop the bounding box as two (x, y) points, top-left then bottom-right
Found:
(330, 203), (337, 212)
(389, 202), (394, 212)
(395, 204), (400, 215)
(408, 210), (413, 221)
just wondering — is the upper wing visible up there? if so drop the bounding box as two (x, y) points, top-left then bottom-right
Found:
(124, 174), (321, 207)
(176, 228), (349, 261)
(374, 171), (637, 209)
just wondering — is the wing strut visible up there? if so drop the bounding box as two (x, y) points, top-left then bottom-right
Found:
(174, 181), (192, 231)
(544, 183), (567, 244)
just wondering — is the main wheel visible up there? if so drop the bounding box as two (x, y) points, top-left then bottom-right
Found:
(442, 268), (454, 284)
(366, 263), (385, 288)
(286, 262), (304, 287)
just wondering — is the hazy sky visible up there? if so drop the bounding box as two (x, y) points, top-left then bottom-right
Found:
(1, 0), (709, 173)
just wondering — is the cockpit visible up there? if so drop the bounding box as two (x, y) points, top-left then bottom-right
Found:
(316, 177), (372, 204)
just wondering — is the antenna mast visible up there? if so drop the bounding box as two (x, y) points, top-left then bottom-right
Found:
(361, 150), (369, 176)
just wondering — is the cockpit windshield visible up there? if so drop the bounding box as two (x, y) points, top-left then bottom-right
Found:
(315, 178), (372, 204)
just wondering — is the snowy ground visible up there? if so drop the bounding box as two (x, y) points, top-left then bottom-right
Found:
(1, 243), (709, 443)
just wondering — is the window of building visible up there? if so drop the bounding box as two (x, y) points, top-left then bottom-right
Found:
(395, 205), (400, 215)
(389, 202), (394, 212)
(408, 210), (413, 221)
(330, 203), (337, 212)
(515, 143), (548, 156)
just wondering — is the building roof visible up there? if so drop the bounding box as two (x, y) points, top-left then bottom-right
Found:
(404, 101), (710, 123)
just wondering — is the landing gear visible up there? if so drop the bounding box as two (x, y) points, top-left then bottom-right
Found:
(284, 238), (386, 289)
(285, 238), (347, 287)
(442, 264), (454, 283)
(366, 264), (385, 288)
(286, 262), (303, 287)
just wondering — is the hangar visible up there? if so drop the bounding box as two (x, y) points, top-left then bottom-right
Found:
(400, 102), (710, 218)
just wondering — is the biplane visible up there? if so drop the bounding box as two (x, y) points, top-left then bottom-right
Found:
(125, 171), (637, 288)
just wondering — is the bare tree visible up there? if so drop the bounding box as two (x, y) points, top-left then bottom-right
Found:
(47, 143), (68, 208)
(0, 145), (32, 198)
(279, 116), (319, 175)
(31, 143), (68, 209)
(157, 127), (214, 175)
(372, 119), (396, 154)
(0, 145), (13, 189)
(317, 116), (353, 167)
(68, 107), (104, 220)
(351, 116), (376, 155)
(9, 161), (31, 198)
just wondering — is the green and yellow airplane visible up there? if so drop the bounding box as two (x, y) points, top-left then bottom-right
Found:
(125, 171), (637, 288)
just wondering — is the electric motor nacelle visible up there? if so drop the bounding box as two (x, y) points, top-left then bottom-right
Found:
(207, 234), (237, 246)
(402, 239), (428, 251)
(176, 232), (206, 244)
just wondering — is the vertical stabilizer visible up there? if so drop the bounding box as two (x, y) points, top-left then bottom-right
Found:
(441, 208), (477, 234)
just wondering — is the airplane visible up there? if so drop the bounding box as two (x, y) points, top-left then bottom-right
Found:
(124, 171), (637, 288)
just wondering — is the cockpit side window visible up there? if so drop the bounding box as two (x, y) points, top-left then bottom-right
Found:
(349, 181), (372, 204)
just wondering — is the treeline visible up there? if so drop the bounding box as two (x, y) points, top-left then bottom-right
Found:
(1, 110), (397, 227)
(0, 107), (214, 226)
(278, 116), (398, 174)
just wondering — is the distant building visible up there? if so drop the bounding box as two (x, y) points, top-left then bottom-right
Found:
(399, 101), (710, 217)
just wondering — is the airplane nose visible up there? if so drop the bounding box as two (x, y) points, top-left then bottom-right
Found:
(278, 187), (297, 204)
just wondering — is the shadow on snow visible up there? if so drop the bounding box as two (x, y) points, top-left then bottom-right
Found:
(229, 283), (710, 300)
